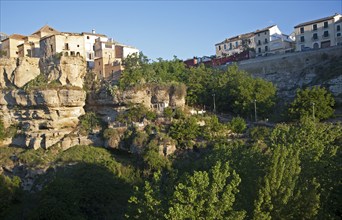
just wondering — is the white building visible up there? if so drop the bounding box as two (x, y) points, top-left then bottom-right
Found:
(215, 32), (255, 58)
(294, 13), (342, 51)
(82, 30), (108, 68)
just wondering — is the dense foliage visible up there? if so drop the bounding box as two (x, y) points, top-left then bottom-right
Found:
(288, 86), (335, 120)
(119, 53), (277, 118)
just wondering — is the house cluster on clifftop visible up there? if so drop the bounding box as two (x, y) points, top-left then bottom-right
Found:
(185, 13), (342, 67)
(215, 13), (342, 58)
(0, 25), (139, 80)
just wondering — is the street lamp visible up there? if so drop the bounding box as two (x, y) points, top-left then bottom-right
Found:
(212, 93), (216, 113)
(312, 102), (315, 120)
(254, 99), (257, 122)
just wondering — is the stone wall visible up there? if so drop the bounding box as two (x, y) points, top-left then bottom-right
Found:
(237, 46), (342, 103)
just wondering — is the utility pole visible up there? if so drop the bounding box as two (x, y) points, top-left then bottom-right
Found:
(254, 99), (257, 122)
(212, 93), (216, 113)
(312, 102), (315, 120)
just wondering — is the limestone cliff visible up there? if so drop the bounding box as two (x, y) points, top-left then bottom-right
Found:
(0, 89), (86, 149)
(0, 56), (87, 149)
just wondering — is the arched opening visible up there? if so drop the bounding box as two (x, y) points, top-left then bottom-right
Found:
(76, 52), (80, 56)
(64, 52), (69, 56)
(313, 43), (319, 49)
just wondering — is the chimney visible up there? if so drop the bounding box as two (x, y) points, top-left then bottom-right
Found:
(92, 29), (96, 34)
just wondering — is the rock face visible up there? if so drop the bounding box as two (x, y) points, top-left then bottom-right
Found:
(0, 56), (88, 149)
(87, 84), (186, 125)
(0, 57), (40, 88)
(238, 46), (342, 104)
(40, 56), (86, 88)
(0, 89), (86, 149)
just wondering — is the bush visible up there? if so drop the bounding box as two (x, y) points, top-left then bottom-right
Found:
(79, 112), (101, 135)
(229, 117), (247, 134)
(249, 126), (271, 142)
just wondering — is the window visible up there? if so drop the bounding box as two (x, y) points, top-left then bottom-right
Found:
(258, 40), (261, 45)
(300, 36), (305, 42)
(323, 21), (328, 28)
(50, 45), (53, 52)
(258, 33), (260, 37)
(258, 48), (261, 53)
(77, 45), (79, 47)
(87, 36), (90, 39)
(265, 38), (268, 43)
(323, 31), (329, 37)
(337, 25), (341, 31)
(229, 43), (232, 50)
(264, 31), (267, 35)
(300, 27), (304, 33)
(313, 33), (318, 40)
(337, 33), (341, 37)
(235, 42), (238, 47)
(312, 24), (317, 31)
(218, 45), (221, 50)
(224, 44), (226, 50)
(265, 46), (268, 51)
(65, 43), (69, 50)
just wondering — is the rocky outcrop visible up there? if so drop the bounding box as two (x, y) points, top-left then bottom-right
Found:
(40, 56), (86, 88)
(87, 84), (186, 125)
(0, 57), (40, 88)
(0, 89), (86, 149)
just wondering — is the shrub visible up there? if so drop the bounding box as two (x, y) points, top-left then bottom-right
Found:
(79, 112), (101, 135)
(249, 126), (271, 142)
(229, 117), (247, 134)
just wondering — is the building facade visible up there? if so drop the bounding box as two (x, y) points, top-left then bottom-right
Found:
(1, 34), (26, 58)
(82, 30), (108, 68)
(40, 33), (86, 58)
(215, 32), (255, 58)
(93, 37), (139, 79)
(294, 13), (342, 51)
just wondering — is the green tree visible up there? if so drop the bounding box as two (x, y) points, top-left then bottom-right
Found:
(229, 117), (247, 134)
(127, 171), (165, 219)
(253, 143), (301, 220)
(168, 117), (200, 149)
(166, 162), (245, 220)
(0, 118), (5, 140)
(0, 175), (22, 218)
(288, 86), (335, 120)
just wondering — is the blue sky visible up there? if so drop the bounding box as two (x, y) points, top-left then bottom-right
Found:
(0, 0), (341, 60)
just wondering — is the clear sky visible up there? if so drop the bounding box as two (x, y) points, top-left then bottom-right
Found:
(0, 0), (341, 60)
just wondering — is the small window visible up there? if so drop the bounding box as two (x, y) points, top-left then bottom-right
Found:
(264, 31), (267, 35)
(258, 33), (260, 37)
(224, 44), (226, 50)
(313, 33), (318, 40)
(312, 24), (317, 31)
(218, 45), (221, 50)
(323, 21), (328, 28)
(300, 27), (304, 33)
(265, 38), (268, 43)
(229, 43), (232, 49)
(258, 48), (261, 53)
(50, 45), (53, 52)
(77, 45), (79, 47)
(323, 31), (329, 37)
(258, 40), (261, 45)
(337, 33), (341, 37)
(265, 46), (268, 51)
(87, 36), (90, 39)
(337, 25), (341, 31)
(65, 43), (69, 50)
(300, 36), (305, 42)
(235, 41), (238, 47)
